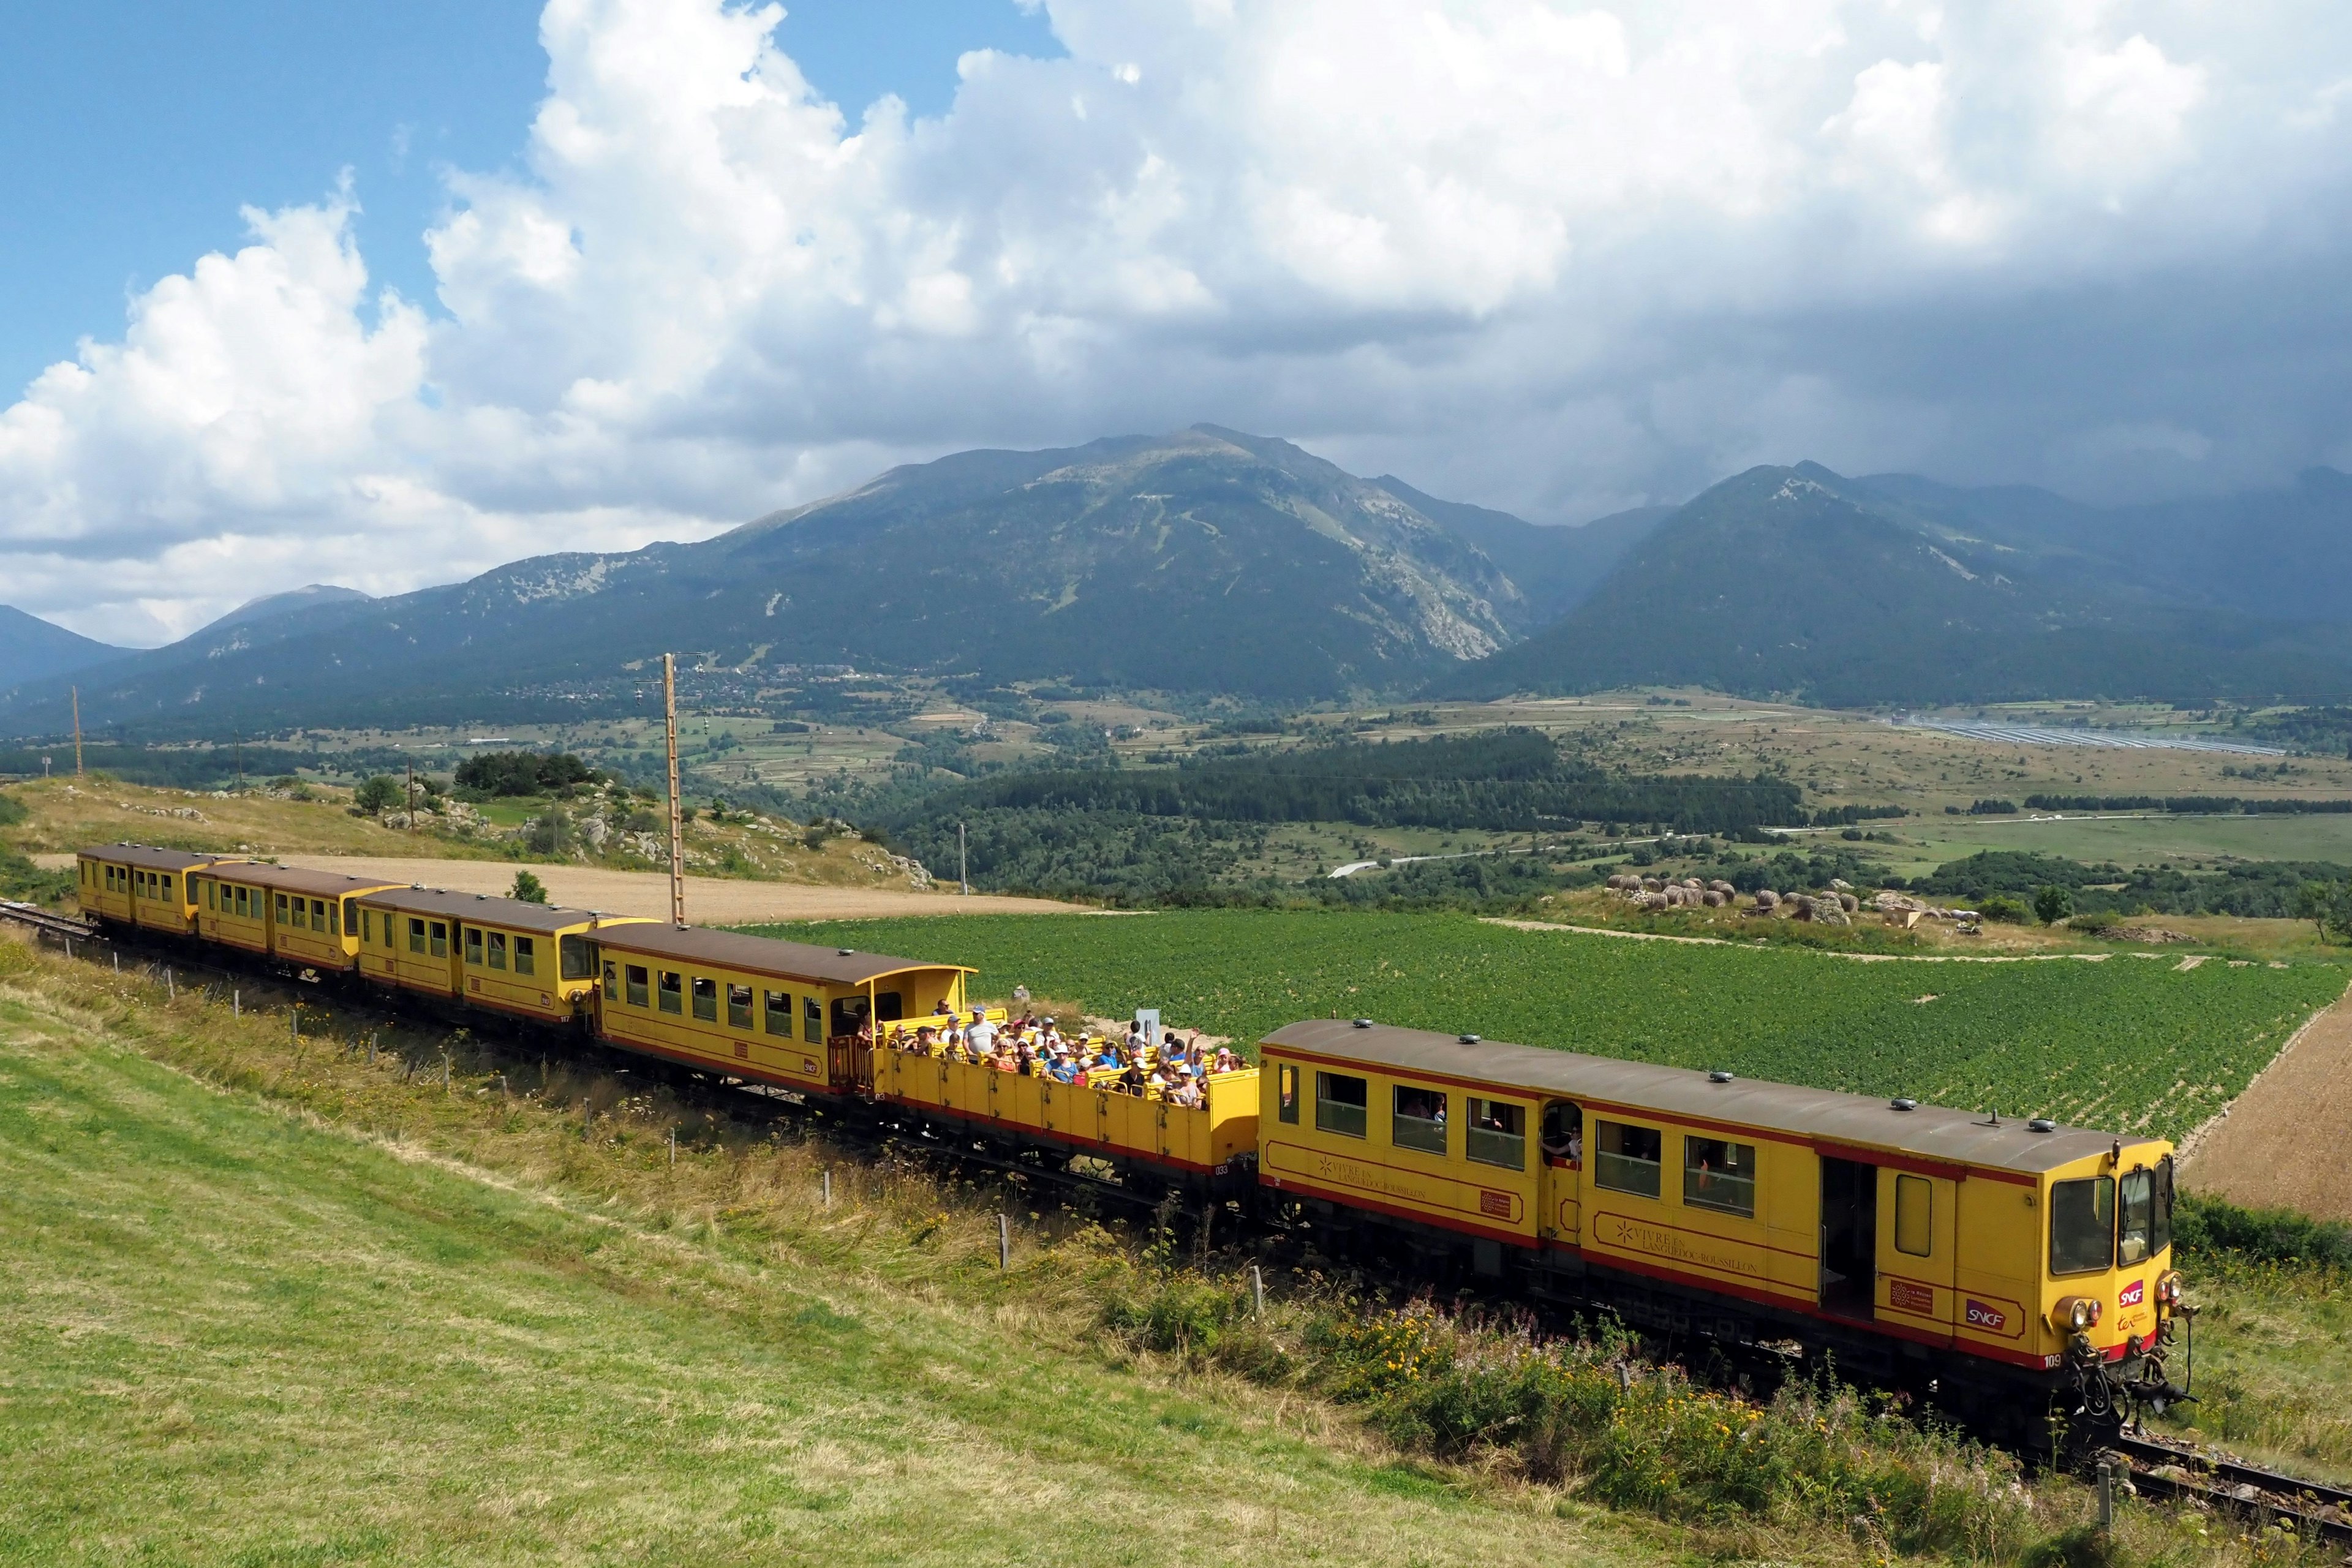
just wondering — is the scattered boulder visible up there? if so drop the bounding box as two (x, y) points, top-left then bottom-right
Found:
(1754, 889), (1780, 910)
(1708, 880), (1735, 894)
(1838, 892), (1860, 913)
(1702, 889), (1726, 907)
(1830, 877), (1854, 892)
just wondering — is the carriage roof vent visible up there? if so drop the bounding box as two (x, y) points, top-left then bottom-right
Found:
(1708, 1070), (1735, 1084)
(2027, 1117), (2057, 1133)
(837, 948), (856, 956)
(1352, 1017), (1373, 1028)
(1457, 1033), (1481, 1044)
(1890, 1097), (1917, 1111)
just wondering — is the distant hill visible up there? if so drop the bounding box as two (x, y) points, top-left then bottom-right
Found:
(0, 606), (127, 693)
(1367, 476), (1667, 624)
(0, 427), (1534, 736)
(1441, 464), (2352, 707)
(197, 584), (374, 638)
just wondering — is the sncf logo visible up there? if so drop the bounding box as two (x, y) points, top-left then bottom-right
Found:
(2118, 1279), (2146, 1308)
(1966, 1299), (2007, 1331)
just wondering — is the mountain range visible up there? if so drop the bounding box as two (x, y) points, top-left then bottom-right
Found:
(6, 428), (2352, 737)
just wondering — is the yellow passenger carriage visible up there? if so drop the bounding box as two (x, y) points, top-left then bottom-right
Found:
(77, 844), (244, 937)
(190, 863), (407, 970)
(353, 887), (644, 1025)
(1258, 1020), (2180, 1423)
(589, 925), (971, 1090)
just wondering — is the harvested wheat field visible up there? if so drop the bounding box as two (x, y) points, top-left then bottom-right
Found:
(2180, 982), (2352, 1223)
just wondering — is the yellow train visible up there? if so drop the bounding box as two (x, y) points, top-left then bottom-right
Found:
(77, 841), (2186, 1438)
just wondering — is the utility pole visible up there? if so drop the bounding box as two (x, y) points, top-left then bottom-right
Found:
(959, 821), (969, 895)
(665, 652), (685, 927)
(71, 687), (83, 777)
(405, 761), (417, 835)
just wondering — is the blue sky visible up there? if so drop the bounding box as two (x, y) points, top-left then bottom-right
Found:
(0, 0), (1060, 395)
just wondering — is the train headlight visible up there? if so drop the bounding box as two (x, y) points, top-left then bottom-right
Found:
(2053, 1295), (2101, 1332)
(2157, 1270), (2184, 1307)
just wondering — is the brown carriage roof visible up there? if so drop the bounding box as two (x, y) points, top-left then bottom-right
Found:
(352, 884), (628, 936)
(1260, 1019), (2143, 1176)
(207, 864), (410, 899)
(81, 843), (243, 873)
(593, 922), (973, 986)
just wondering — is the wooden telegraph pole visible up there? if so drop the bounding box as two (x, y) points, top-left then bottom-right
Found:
(405, 761), (416, 836)
(664, 653), (685, 927)
(70, 687), (83, 777)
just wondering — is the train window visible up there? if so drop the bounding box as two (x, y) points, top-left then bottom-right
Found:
(625, 965), (649, 1007)
(513, 937), (535, 976)
(1541, 1101), (1582, 1166)
(429, 922), (448, 959)
(1466, 1099), (1525, 1170)
(1895, 1175), (1932, 1256)
(360, 909), (369, 942)
(1314, 1072), (1368, 1139)
(161, 875), (173, 900)
(692, 976), (718, 1022)
(1683, 1136), (1755, 1217)
(487, 932), (507, 970)
(277, 893), (292, 924)
(312, 899), (328, 930)
(409, 918), (427, 954)
(1594, 1121), (1663, 1198)
(874, 990), (903, 1023)
(560, 937), (593, 981)
(328, 901), (341, 938)
(202, 880), (214, 910)
(603, 961), (619, 1000)
(764, 991), (793, 1036)
(804, 995), (823, 1043)
(1392, 1085), (1448, 1155)
(464, 927), (485, 967)
(2049, 1175), (2116, 1275)
(2151, 1157), (2174, 1257)
(1277, 1063), (1299, 1124)
(728, 985), (754, 1029)
(658, 971), (683, 1014)
(2118, 1169), (2156, 1266)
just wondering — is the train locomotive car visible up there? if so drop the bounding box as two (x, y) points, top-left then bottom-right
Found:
(1257, 1019), (2185, 1438)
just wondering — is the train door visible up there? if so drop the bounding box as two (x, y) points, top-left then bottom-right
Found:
(1820, 1156), (1877, 1319)
(1876, 1167), (1956, 1332)
(1540, 1099), (1583, 1246)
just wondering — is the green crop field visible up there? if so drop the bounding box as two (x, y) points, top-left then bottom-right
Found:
(762, 911), (2350, 1140)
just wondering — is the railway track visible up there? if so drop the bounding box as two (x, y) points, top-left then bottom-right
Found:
(1, 901), (98, 943)
(2113, 1432), (2352, 1546)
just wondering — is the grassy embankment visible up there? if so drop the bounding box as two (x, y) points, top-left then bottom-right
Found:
(0, 776), (933, 892)
(764, 910), (2348, 1142)
(0, 933), (2279, 1566)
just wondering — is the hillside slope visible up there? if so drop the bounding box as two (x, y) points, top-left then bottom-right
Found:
(0, 604), (126, 692)
(1444, 464), (2352, 707)
(1367, 475), (1667, 622)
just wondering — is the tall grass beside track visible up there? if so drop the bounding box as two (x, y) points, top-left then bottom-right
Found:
(0, 933), (2321, 1565)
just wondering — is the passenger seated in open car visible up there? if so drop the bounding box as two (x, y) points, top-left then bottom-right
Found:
(1170, 1075), (1204, 1109)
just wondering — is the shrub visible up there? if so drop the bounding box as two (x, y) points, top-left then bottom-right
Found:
(509, 870), (549, 905)
(1980, 894), (2030, 923)
(0, 791), (26, 827)
(353, 776), (402, 814)
(2032, 884), (2074, 925)
(2174, 1191), (2352, 1269)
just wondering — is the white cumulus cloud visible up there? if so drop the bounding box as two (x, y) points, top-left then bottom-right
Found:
(6, 0), (2352, 643)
